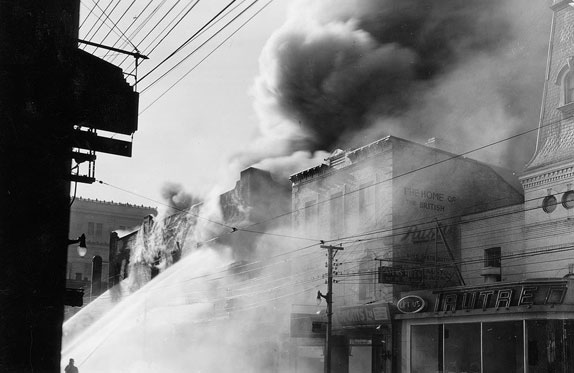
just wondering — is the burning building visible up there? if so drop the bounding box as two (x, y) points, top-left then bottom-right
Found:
(61, 1), (571, 372)
(108, 167), (291, 295)
(288, 135), (524, 372)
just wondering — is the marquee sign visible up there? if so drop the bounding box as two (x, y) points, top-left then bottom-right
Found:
(400, 280), (569, 314)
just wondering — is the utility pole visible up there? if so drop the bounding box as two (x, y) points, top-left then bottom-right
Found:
(319, 244), (343, 373)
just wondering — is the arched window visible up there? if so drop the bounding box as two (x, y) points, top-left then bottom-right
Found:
(555, 59), (574, 116)
(564, 71), (574, 104)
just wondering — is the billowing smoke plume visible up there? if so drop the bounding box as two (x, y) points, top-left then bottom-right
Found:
(160, 182), (201, 215)
(242, 0), (549, 173)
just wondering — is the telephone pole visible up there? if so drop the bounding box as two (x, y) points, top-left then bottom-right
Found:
(320, 244), (343, 373)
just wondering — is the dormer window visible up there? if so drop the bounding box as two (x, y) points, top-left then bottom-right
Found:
(556, 57), (574, 116)
(565, 70), (574, 104)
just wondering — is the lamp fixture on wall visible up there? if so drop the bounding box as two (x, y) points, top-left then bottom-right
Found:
(67, 234), (87, 257)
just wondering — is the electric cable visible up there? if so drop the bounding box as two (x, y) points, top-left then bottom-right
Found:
(100, 0), (156, 60)
(93, 0), (138, 51)
(138, 0), (272, 115)
(79, 0), (100, 31)
(137, 0), (238, 83)
(82, 0), (122, 46)
(109, 0), (184, 65)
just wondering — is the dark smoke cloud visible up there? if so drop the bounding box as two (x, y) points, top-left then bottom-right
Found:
(249, 0), (550, 172)
(160, 182), (201, 215)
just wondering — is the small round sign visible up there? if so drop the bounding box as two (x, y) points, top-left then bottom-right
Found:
(397, 295), (426, 313)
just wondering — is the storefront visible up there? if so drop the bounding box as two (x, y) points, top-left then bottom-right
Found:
(290, 302), (393, 373)
(395, 279), (574, 373)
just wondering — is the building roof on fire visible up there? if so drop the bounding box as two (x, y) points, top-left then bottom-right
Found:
(289, 136), (523, 196)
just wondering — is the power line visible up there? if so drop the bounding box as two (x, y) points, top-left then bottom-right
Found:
(139, 0), (270, 114)
(100, 0), (155, 60)
(81, 0), (117, 45)
(92, 0), (138, 52)
(137, 0), (238, 83)
(109, 0), (185, 66)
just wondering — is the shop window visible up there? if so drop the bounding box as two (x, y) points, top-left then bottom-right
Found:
(411, 324), (442, 373)
(444, 323), (481, 373)
(484, 247), (501, 268)
(483, 321), (524, 373)
(526, 319), (574, 372)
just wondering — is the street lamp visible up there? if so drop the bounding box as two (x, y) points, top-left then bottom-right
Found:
(67, 234), (87, 257)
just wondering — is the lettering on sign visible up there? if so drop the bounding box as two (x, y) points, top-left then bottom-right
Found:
(403, 186), (457, 214)
(401, 224), (456, 243)
(397, 295), (426, 313)
(334, 303), (389, 327)
(427, 282), (568, 313)
(378, 265), (455, 285)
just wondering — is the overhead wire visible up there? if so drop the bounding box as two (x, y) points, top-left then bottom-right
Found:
(100, 0), (156, 60)
(81, 0), (117, 46)
(79, 0), (100, 31)
(82, 0), (123, 46)
(137, 0), (239, 83)
(91, 0), (139, 54)
(110, 0), (185, 66)
(139, 0), (271, 114)
(135, 0), (201, 61)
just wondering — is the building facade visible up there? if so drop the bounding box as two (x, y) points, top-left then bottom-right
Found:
(289, 136), (524, 373)
(67, 197), (156, 308)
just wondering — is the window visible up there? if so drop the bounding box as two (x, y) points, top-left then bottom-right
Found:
(565, 71), (574, 104)
(330, 192), (344, 239)
(542, 195), (558, 213)
(359, 182), (375, 228)
(445, 323), (481, 373)
(411, 325), (442, 372)
(96, 223), (103, 237)
(483, 321), (524, 373)
(87, 222), (94, 236)
(562, 190), (574, 209)
(484, 247), (501, 268)
(304, 200), (316, 235)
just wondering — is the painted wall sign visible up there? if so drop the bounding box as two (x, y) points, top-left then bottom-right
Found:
(397, 295), (426, 313)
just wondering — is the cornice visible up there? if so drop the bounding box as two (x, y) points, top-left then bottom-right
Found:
(520, 163), (574, 190)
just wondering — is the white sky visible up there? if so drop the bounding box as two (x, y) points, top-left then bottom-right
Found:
(74, 0), (290, 208)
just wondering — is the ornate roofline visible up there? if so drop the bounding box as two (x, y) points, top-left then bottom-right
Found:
(289, 136), (392, 184)
(520, 163), (574, 190)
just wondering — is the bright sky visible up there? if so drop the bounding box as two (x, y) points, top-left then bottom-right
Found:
(74, 0), (290, 209)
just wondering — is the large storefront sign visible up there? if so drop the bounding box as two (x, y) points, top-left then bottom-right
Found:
(399, 280), (569, 314)
(431, 280), (567, 313)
